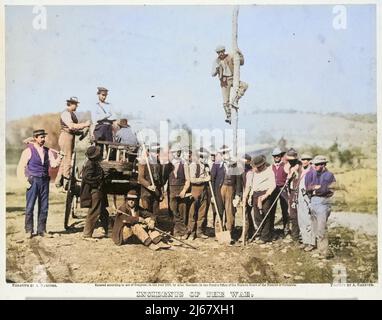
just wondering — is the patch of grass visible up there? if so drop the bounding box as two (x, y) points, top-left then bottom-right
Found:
(332, 168), (377, 213)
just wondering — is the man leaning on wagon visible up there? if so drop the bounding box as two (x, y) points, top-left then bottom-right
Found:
(55, 96), (90, 190)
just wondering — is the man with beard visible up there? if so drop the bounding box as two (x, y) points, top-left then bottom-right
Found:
(17, 129), (62, 238)
(211, 145), (242, 239)
(164, 144), (190, 223)
(271, 147), (289, 236)
(138, 142), (164, 215)
(284, 148), (302, 242)
(183, 147), (211, 240)
(297, 153), (316, 251)
(112, 190), (171, 250)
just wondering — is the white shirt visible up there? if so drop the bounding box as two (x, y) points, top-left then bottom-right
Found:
(248, 166), (276, 194)
(92, 101), (118, 124)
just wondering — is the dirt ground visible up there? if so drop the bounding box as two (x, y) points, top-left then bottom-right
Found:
(6, 178), (378, 284)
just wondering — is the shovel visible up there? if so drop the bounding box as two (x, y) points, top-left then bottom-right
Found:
(208, 181), (231, 245)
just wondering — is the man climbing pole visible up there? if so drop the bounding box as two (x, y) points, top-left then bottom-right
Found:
(211, 45), (248, 124)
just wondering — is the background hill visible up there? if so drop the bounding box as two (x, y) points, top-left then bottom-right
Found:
(6, 111), (377, 213)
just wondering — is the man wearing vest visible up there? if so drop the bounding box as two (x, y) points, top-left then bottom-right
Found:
(55, 97), (91, 190)
(271, 147), (290, 236)
(211, 145), (242, 238)
(212, 45), (248, 124)
(164, 144), (190, 223)
(183, 147), (211, 240)
(17, 129), (62, 239)
(284, 148), (302, 242)
(91, 87), (118, 155)
(138, 143), (164, 215)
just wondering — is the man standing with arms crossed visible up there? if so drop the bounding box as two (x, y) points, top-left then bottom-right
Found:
(305, 155), (336, 259)
(91, 87), (118, 155)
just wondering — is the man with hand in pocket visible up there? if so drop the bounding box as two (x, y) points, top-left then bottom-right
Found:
(17, 129), (62, 239)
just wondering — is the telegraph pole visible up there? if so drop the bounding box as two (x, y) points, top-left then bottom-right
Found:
(231, 6), (240, 158)
(231, 7), (246, 246)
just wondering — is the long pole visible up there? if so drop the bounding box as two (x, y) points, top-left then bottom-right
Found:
(140, 143), (155, 187)
(231, 7), (245, 246)
(208, 180), (224, 233)
(249, 180), (289, 243)
(231, 6), (240, 158)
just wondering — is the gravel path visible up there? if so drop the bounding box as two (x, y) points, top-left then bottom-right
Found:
(328, 212), (378, 236)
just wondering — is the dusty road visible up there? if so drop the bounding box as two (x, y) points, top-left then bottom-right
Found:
(6, 179), (378, 284)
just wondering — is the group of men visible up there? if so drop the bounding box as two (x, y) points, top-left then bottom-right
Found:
(16, 87), (137, 239)
(54, 87), (138, 191)
(17, 126), (336, 258)
(242, 148), (336, 259)
(16, 60), (336, 257)
(111, 142), (336, 259)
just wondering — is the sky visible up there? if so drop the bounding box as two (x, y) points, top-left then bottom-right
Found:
(5, 4), (376, 128)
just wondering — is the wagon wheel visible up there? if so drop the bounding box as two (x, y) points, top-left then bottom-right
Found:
(64, 152), (80, 230)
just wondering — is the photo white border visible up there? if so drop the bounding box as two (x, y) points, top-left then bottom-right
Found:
(0, 0), (380, 300)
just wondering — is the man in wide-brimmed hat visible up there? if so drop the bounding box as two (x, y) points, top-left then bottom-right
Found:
(210, 145), (242, 240)
(297, 153), (315, 251)
(271, 147), (289, 236)
(163, 143), (190, 227)
(80, 146), (109, 239)
(55, 96), (91, 190)
(243, 155), (276, 243)
(17, 129), (62, 239)
(305, 155), (336, 259)
(115, 118), (138, 145)
(111, 190), (171, 250)
(182, 147), (211, 240)
(211, 46), (248, 124)
(138, 142), (164, 215)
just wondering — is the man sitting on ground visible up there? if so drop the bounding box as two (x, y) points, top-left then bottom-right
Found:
(112, 190), (171, 251)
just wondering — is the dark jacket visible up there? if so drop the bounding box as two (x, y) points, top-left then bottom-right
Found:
(211, 162), (243, 197)
(112, 203), (155, 245)
(80, 159), (106, 208)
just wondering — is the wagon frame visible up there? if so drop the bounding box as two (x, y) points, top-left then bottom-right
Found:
(64, 140), (140, 230)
